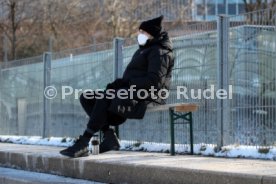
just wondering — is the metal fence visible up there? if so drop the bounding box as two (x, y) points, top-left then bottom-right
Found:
(227, 8), (276, 147)
(0, 7), (276, 149)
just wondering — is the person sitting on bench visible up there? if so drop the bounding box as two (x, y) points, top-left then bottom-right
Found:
(60, 15), (174, 158)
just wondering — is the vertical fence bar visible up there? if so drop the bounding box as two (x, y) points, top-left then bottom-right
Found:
(43, 52), (52, 138)
(217, 15), (230, 148)
(113, 37), (124, 79)
(3, 34), (8, 63)
(48, 37), (53, 52)
(17, 98), (27, 135)
(0, 62), (1, 127)
(113, 37), (124, 137)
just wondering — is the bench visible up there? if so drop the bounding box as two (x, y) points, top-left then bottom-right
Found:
(115, 103), (198, 156)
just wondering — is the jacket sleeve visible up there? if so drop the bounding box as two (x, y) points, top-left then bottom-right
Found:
(129, 47), (169, 90)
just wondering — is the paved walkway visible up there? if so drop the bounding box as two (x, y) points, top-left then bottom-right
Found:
(0, 167), (104, 184)
(0, 143), (275, 184)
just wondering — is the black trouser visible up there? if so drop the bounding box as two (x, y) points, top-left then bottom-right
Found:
(79, 93), (126, 133)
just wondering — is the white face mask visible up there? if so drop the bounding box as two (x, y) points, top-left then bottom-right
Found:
(137, 33), (149, 46)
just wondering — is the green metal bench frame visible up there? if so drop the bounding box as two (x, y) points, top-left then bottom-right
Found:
(169, 108), (194, 155)
(115, 103), (198, 156)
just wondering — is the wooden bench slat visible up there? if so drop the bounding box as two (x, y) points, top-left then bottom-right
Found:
(147, 103), (198, 112)
(174, 104), (198, 112)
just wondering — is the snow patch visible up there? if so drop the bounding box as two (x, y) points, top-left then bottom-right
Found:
(1, 135), (275, 160)
(0, 135), (75, 147)
(120, 141), (276, 160)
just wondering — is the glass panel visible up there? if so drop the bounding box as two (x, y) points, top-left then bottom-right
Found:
(197, 4), (205, 15)
(228, 4), (237, 15)
(218, 4), (226, 14)
(207, 4), (216, 15)
(0, 56), (44, 136)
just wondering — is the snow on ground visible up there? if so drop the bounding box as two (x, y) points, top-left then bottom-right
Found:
(0, 135), (75, 147)
(120, 140), (276, 160)
(0, 135), (275, 160)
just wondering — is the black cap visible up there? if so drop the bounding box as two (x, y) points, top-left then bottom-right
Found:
(139, 15), (164, 38)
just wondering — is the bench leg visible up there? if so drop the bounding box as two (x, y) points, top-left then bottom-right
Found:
(115, 126), (119, 139)
(188, 112), (194, 155)
(169, 108), (175, 156)
(169, 109), (194, 156)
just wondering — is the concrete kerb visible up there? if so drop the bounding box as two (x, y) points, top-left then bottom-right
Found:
(0, 143), (276, 184)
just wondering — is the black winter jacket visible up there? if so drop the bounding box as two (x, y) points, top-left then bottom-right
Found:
(123, 31), (174, 103)
(108, 31), (174, 119)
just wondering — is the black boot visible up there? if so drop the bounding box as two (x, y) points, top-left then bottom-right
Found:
(60, 135), (90, 158)
(100, 128), (120, 153)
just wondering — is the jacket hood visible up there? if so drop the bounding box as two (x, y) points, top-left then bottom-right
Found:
(156, 31), (173, 52)
(140, 31), (173, 52)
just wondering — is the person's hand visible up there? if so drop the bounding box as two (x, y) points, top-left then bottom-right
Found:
(106, 78), (129, 90)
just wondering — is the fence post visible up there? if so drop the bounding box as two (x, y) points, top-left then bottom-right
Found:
(113, 37), (124, 79)
(3, 34), (8, 63)
(113, 37), (124, 137)
(48, 37), (53, 52)
(43, 52), (52, 138)
(217, 15), (230, 149)
(17, 98), (27, 135)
